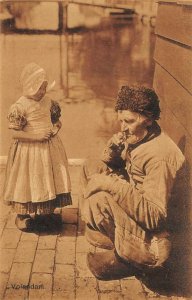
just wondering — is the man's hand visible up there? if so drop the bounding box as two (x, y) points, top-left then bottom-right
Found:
(84, 173), (114, 198)
(107, 132), (125, 148)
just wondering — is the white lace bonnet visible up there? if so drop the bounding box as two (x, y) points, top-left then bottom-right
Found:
(20, 62), (55, 96)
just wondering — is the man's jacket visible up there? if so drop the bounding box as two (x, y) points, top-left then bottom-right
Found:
(102, 124), (186, 233)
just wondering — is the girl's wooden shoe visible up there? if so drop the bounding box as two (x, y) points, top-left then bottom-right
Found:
(34, 213), (62, 232)
(15, 214), (35, 232)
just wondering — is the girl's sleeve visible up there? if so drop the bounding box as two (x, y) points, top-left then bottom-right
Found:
(50, 100), (61, 124)
(7, 103), (27, 130)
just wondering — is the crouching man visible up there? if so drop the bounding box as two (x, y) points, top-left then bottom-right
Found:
(80, 86), (186, 282)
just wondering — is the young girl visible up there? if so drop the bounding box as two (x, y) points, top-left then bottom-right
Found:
(3, 62), (72, 232)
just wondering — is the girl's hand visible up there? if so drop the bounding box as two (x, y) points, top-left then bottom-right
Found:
(12, 129), (52, 142)
(37, 129), (52, 142)
(54, 120), (62, 129)
(52, 121), (62, 136)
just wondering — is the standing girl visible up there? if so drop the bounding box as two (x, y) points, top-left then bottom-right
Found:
(3, 63), (72, 232)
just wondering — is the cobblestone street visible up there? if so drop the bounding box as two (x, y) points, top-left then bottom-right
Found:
(0, 165), (190, 300)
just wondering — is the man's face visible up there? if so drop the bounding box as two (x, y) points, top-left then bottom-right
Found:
(117, 110), (151, 144)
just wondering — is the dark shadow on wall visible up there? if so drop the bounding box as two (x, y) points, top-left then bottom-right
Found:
(139, 135), (192, 297)
(178, 135), (186, 154)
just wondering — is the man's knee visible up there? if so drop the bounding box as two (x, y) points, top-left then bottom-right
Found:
(82, 158), (108, 179)
(80, 158), (103, 193)
(86, 191), (113, 210)
(81, 191), (114, 224)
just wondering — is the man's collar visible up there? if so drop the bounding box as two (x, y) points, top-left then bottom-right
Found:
(127, 122), (161, 153)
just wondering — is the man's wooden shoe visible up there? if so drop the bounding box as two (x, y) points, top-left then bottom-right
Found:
(85, 225), (114, 250)
(87, 249), (139, 281)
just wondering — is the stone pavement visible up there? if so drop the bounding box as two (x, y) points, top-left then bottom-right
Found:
(0, 165), (190, 300)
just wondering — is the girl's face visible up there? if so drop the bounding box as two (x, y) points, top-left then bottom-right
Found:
(32, 81), (48, 101)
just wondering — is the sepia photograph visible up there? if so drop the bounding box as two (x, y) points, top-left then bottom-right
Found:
(0, 0), (192, 299)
